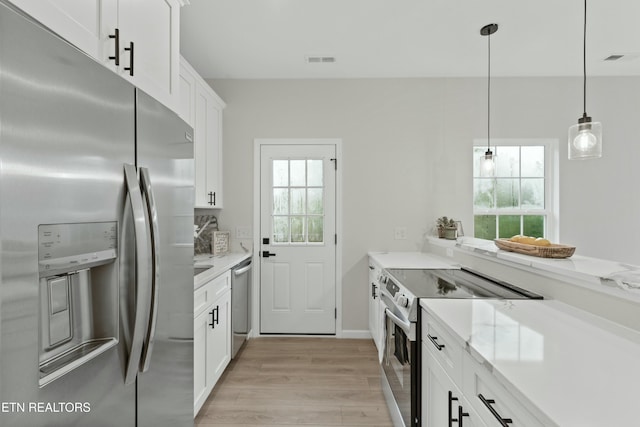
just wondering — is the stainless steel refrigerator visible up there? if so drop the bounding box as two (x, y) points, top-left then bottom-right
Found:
(0, 2), (194, 426)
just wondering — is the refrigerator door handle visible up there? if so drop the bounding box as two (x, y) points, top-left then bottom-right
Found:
(139, 167), (160, 372)
(123, 164), (152, 385)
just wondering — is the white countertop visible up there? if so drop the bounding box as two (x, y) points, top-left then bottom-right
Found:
(427, 236), (640, 304)
(194, 252), (252, 290)
(368, 251), (459, 269)
(420, 298), (640, 427)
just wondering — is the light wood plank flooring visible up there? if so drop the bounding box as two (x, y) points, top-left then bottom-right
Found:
(195, 337), (393, 427)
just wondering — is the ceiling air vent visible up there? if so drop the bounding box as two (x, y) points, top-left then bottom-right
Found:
(305, 55), (336, 64)
(604, 53), (640, 62)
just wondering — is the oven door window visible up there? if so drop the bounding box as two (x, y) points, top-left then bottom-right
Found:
(383, 313), (412, 426)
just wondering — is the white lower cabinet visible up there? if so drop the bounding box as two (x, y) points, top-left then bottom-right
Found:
(194, 271), (231, 416)
(422, 308), (550, 427)
(368, 259), (382, 349)
(422, 341), (486, 427)
(462, 352), (546, 427)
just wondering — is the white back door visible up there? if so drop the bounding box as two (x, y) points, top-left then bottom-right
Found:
(260, 144), (336, 334)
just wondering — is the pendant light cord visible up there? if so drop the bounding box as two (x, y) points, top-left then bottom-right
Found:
(487, 29), (491, 151)
(582, 0), (587, 116)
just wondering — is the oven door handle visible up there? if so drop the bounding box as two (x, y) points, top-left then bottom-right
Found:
(385, 307), (411, 336)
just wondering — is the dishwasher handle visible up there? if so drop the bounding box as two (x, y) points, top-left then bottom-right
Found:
(233, 263), (251, 276)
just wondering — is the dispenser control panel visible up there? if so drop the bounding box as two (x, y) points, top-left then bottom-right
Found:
(38, 222), (117, 276)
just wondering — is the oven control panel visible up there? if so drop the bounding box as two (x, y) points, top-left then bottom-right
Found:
(385, 278), (399, 297)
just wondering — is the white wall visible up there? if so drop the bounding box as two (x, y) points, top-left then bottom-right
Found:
(209, 76), (640, 332)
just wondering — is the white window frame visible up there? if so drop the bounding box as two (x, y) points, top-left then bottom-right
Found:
(472, 138), (559, 242)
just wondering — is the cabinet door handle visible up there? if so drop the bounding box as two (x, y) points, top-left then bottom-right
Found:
(371, 283), (377, 299)
(213, 305), (220, 325)
(213, 192), (216, 206)
(448, 391), (458, 427)
(478, 394), (513, 426)
(108, 28), (120, 65)
(208, 309), (215, 329)
(124, 41), (134, 76)
(427, 334), (445, 351)
(208, 192), (214, 205)
(457, 406), (469, 427)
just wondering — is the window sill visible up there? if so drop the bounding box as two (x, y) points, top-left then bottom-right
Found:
(426, 236), (640, 304)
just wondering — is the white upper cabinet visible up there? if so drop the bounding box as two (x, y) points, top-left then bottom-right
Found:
(9, 0), (182, 112)
(179, 57), (226, 209)
(8, 0), (116, 63)
(116, 0), (181, 110)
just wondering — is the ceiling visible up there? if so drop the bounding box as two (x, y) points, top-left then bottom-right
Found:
(180, 0), (640, 79)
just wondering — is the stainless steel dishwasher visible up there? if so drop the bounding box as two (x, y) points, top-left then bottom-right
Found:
(231, 258), (252, 358)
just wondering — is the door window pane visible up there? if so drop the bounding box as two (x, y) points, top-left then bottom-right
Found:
(290, 188), (306, 215)
(273, 188), (289, 215)
(307, 188), (323, 214)
(307, 160), (323, 186)
(271, 158), (326, 244)
(273, 216), (289, 242)
(273, 160), (289, 187)
(290, 160), (306, 186)
(308, 216), (323, 242)
(290, 216), (305, 242)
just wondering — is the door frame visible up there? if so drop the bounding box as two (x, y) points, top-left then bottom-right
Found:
(252, 138), (343, 338)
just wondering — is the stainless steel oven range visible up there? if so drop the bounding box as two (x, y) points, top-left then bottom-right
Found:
(379, 267), (543, 427)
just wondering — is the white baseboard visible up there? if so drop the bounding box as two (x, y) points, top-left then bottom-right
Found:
(341, 330), (372, 339)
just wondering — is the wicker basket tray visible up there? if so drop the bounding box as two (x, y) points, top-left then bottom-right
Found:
(494, 238), (576, 259)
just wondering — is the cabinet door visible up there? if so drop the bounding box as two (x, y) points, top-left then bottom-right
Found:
(178, 58), (197, 127)
(117, 0), (180, 110)
(193, 306), (210, 416)
(368, 262), (380, 349)
(207, 289), (231, 388)
(8, 0), (117, 66)
(423, 342), (486, 427)
(193, 80), (225, 208)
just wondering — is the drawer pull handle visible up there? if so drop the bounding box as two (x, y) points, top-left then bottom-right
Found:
(478, 394), (513, 426)
(448, 391), (469, 427)
(427, 334), (445, 351)
(457, 406), (470, 427)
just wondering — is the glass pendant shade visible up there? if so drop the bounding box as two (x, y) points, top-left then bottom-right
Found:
(569, 0), (602, 160)
(480, 149), (496, 176)
(568, 116), (602, 159)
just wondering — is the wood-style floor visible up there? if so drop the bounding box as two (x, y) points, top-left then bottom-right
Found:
(195, 337), (393, 427)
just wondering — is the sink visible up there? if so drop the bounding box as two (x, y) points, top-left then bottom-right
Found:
(194, 266), (212, 277)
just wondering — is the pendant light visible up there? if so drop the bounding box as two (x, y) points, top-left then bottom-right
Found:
(480, 23), (498, 176)
(568, 0), (602, 159)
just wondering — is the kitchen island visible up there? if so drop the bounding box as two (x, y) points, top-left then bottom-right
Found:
(420, 298), (640, 427)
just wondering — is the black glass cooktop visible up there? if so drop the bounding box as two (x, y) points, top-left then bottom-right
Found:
(385, 268), (543, 300)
